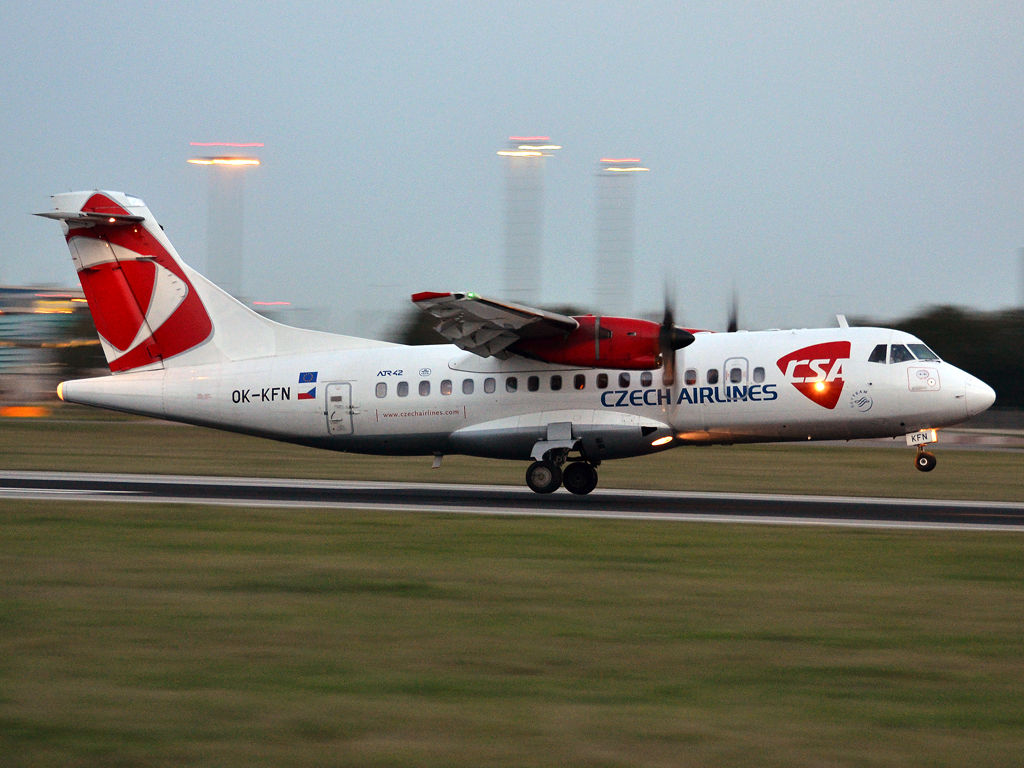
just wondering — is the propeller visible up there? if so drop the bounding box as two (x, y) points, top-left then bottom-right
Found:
(658, 294), (695, 386)
(727, 288), (739, 333)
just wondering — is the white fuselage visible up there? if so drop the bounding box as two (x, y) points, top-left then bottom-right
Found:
(60, 325), (992, 462)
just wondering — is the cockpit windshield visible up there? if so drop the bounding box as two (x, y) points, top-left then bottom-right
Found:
(889, 344), (915, 363)
(907, 343), (940, 361)
(868, 344), (887, 363)
(869, 343), (943, 364)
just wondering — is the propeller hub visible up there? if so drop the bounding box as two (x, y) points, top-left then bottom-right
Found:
(667, 327), (694, 350)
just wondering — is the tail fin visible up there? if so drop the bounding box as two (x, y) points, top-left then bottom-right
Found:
(38, 190), (390, 373)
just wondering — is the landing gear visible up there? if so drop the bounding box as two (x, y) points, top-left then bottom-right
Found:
(526, 460), (562, 494)
(915, 450), (937, 472)
(525, 458), (600, 495)
(562, 461), (599, 495)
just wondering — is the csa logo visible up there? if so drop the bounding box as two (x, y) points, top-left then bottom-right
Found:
(776, 341), (851, 410)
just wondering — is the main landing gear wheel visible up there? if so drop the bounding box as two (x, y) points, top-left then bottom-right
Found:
(562, 462), (599, 495)
(915, 451), (937, 472)
(526, 460), (562, 494)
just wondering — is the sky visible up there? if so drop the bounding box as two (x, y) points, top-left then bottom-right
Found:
(2, 2), (1023, 338)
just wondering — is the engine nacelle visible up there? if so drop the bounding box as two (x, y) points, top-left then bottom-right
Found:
(510, 316), (663, 370)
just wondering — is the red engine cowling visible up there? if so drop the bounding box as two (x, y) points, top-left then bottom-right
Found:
(510, 316), (663, 370)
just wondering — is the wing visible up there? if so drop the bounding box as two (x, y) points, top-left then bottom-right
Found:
(412, 292), (579, 358)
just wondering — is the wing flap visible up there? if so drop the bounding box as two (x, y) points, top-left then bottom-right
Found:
(413, 292), (578, 358)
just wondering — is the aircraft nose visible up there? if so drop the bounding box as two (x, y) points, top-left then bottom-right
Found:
(965, 376), (996, 417)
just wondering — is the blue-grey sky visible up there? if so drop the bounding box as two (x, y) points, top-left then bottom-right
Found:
(2, 2), (1022, 337)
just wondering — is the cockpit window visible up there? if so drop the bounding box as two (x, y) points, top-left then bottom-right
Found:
(868, 344), (887, 363)
(889, 344), (915, 364)
(908, 343), (940, 361)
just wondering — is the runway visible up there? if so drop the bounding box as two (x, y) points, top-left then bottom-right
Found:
(1, 470), (1022, 531)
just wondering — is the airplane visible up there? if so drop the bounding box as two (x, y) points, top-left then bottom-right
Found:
(37, 190), (997, 495)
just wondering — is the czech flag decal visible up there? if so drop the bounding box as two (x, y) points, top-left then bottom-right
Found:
(297, 371), (318, 400)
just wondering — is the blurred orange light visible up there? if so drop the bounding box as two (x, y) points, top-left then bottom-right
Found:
(188, 157), (260, 166)
(651, 436), (673, 446)
(510, 136), (549, 141)
(814, 382), (827, 391)
(1, 406), (50, 418)
(190, 142), (264, 147)
(601, 158), (642, 163)
(497, 150), (543, 157)
(252, 301), (291, 306)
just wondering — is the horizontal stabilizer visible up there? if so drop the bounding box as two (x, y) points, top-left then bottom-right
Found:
(35, 210), (145, 227)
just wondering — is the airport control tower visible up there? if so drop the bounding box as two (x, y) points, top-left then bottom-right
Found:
(594, 157), (648, 317)
(497, 137), (560, 305)
(188, 143), (261, 299)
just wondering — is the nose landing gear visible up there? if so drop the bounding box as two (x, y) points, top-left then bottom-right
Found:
(906, 429), (939, 472)
(915, 447), (937, 472)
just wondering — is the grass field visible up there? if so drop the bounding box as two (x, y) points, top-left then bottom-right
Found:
(1, 501), (1023, 767)
(1, 409), (1023, 501)
(2, 412), (1022, 765)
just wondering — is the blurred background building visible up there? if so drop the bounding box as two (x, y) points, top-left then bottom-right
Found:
(0, 286), (103, 406)
(188, 143), (262, 300)
(498, 137), (560, 305)
(594, 157), (648, 317)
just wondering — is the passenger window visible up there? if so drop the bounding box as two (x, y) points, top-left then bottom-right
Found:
(729, 367), (742, 383)
(550, 375), (562, 391)
(440, 379), (452, 395)
(684, 369), (697, 386)
(640, 371), (653, 387)
(890, 344), (915, 364)
(573, 374), (586, 390)
(484, 377), (496, 394)
(597, 373), (609, 389)
(752, 367), (765, 383)
(707, 369), (719, 385)
(908, 343), (940, 361)
(375, 382), (387, 398)
(462, 379), (474, 395)
(506, 377), (518, 392)
(419, 380), (430, 396)
(528, 375), (540, 392)
(868, 344), (887, 363)
(619, 372), (630, 388)
(397, 381), (409, 397)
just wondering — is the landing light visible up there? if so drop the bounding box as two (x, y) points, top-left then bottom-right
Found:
(651, 436), (673, 446)
(814, 382), (826, 392)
